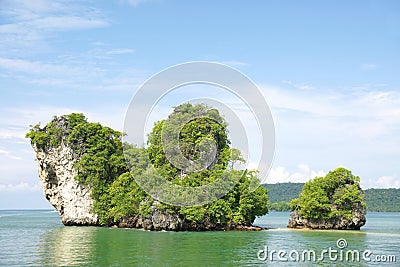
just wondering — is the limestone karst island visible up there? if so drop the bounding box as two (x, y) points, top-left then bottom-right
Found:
(26, 103), (366, 231)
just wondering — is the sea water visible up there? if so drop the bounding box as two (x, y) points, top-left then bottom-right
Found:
(0, 210), (398, 266)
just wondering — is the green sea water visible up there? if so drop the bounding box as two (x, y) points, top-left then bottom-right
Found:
(0, 211), (398, 266)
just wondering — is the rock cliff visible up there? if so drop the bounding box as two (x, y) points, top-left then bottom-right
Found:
(35, 143), (98, 225)
(32, 117), (98, 225)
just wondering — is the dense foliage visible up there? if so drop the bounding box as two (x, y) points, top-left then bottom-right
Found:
(263, 183), (303, 211)
(263, 183), (304, 203)
(289, 168), (366, 220)
(365, 188), (400, 212)
(26, 104), (269, 227)
(268, 201), (291, 212)
(146, 103), (268, 225)
(147, 103), (231, 179)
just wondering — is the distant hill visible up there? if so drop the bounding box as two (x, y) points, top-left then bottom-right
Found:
(364, 188), (400, 212)
(263, 183), (400, 212)
(263, 183), (304, 203)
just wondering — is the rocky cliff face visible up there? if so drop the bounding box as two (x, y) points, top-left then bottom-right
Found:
(287, 207), (366, 230)
(34, 142), (99, 225)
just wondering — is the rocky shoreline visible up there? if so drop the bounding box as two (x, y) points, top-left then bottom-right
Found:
(287, 209), (366, 230)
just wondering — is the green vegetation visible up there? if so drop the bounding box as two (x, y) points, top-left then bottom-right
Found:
(289, 168), (365, 220)
(263, 183), (303, 203)
(365, 188), (400, 212)
(262, 183), (303, 211)
(264, 183), (400, 212)
(26, 103), (269, 227)
(268, 201), (291, 211)
(147, 103), (231, 180)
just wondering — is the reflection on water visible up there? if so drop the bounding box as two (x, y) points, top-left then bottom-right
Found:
(35, 222), (380, 266)
(0, 211), (398, 266)
(37, 226), (269, 266)
(37, 226), (97, 266)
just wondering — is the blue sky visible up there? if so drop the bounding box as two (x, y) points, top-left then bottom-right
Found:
(0, 0), (399, 209)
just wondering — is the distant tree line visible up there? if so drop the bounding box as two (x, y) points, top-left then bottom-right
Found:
(364, 188), (400, 212)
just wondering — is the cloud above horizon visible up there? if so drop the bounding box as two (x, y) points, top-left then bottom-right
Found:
(260, 83), (400, 189)
(0, 0), (109, 53)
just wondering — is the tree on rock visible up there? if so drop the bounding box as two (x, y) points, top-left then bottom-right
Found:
(288, 167), (366, 230)
(26, 104), (269, 230)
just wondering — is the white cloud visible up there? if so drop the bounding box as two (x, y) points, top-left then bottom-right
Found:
(0, 2), (145, 95)
(105, 48), (135, 55)
(297, 163), (310, 173)
(0, 129), (26, 140)
(29, 16), (108, 30)
(0, 56), (145, 92)
(260, 83), (400, 188)
(0, 182), (42, 192)
(123, 0), (152, 7)
(264, 164), (326, 184)
(0, 0), (109, 54)
(361, 63), (378, 71)
(370, 176), (400, 189)
(262, 84), (341, 116)
(0, 149), (22, 160)
(282, 80), (315, 91)
(1, 0), (66, 20)
(1, 0), (109, 29)
(0, 16), (108, 34)
(265, 165), (400, 189)
(0, 57), (82, 76)
(262, 84), (400, 140)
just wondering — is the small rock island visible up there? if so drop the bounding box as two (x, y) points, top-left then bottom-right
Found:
(288, 167), (366, 230)
(26, 104), (269, 231)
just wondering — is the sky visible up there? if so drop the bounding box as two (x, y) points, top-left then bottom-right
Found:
(0, 0), (399, 209)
